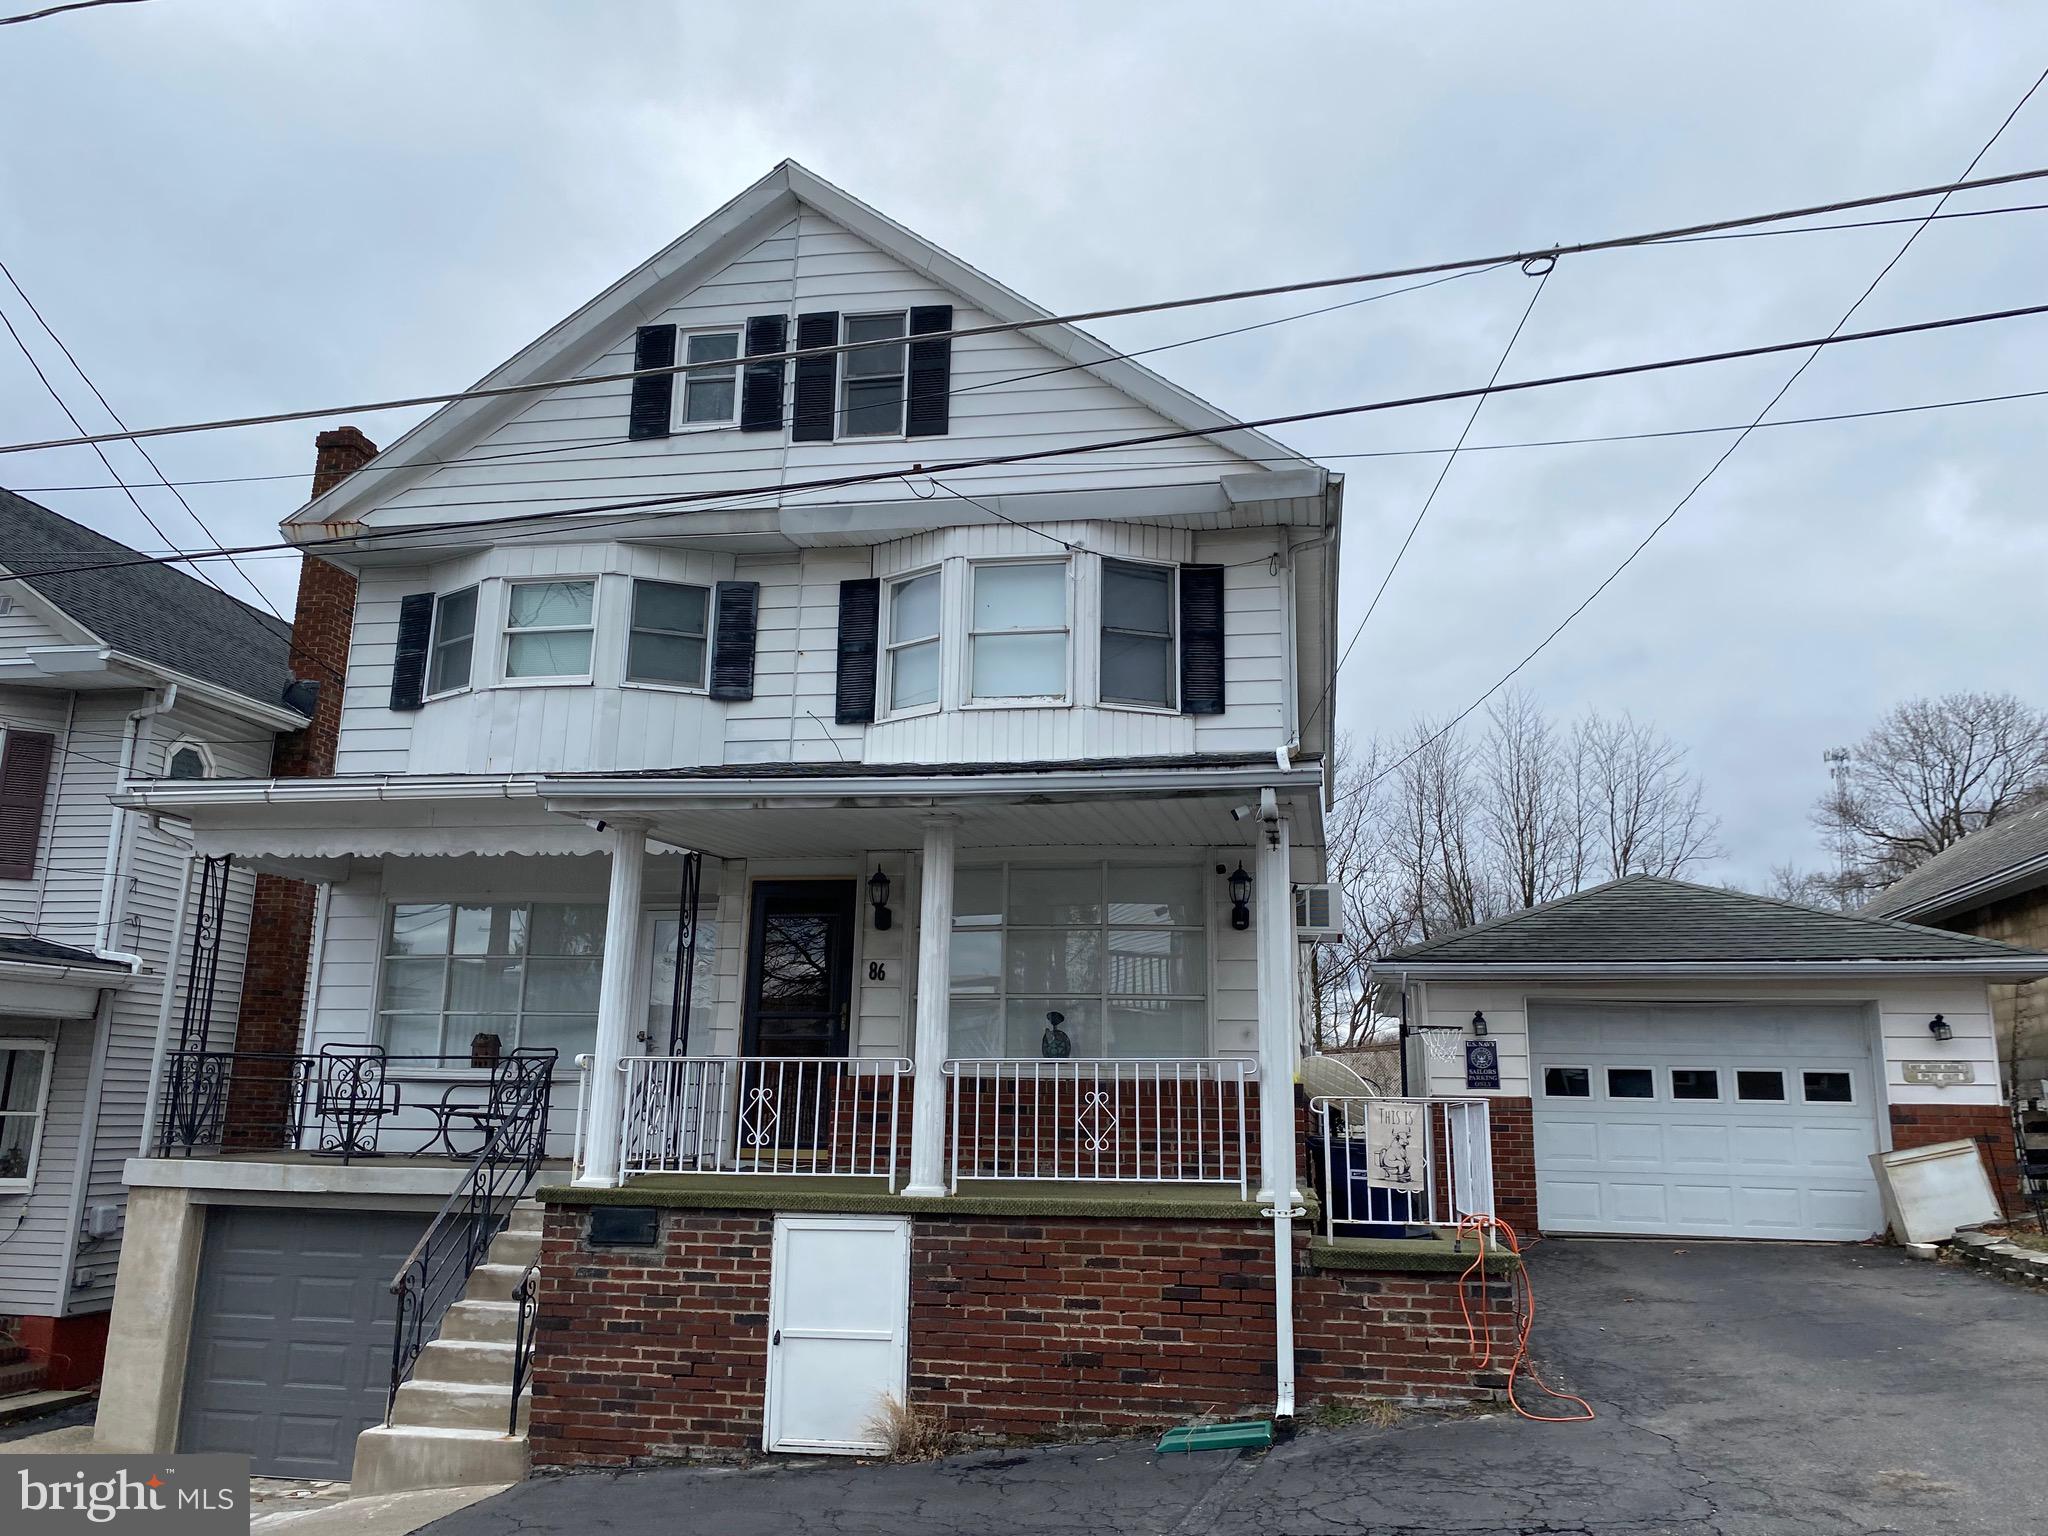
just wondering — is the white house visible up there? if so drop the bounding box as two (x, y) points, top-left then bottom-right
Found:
(0, 489), (303, 1395)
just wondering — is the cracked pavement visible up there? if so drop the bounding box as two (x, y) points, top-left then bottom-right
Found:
(424, 1240), (2047, 1535)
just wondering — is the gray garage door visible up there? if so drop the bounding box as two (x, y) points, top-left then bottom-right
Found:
(180, 1207), (426, 1480)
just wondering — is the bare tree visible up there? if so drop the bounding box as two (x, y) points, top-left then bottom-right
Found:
(1574, 710), (1720, 879)
(1480, 689), (1570, 908)
(1814, 692), (2048, 898)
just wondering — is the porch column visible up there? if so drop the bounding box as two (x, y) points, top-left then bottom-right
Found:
(576, 821), (648, 1188)
(904, 816), (957, 1197)
(1255, 811), (1302, 1206)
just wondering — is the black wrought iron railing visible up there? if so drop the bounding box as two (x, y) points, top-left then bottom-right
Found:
(385, 1049), (556, 1424)
(509, 1257), (541, 1435)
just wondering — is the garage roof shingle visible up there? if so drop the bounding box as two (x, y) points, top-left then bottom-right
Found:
(1382, 875), (2047, 966)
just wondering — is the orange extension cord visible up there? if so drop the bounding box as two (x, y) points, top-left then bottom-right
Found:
(1452, 1214), (1596, 1423)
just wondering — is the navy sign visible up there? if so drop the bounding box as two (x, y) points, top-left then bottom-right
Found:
(1464, 1039), (1500, 1090)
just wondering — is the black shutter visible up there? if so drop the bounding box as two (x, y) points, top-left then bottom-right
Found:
(1178, 564), (1226, 716)
(627, 324), (677, 440)
(390, 592), (435, 711)
(791, 311), (839, 443)
(709, 580), (761, 701)
(906, 304), (953, 438)
(833, 578), (881, 725)
(0, 730), (54, 881)
(740, 314), (788, 432)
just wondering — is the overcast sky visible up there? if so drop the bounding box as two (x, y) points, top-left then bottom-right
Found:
(3, 1), (2047, 888)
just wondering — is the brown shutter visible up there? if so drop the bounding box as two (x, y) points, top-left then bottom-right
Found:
(0, 730), (55, 881)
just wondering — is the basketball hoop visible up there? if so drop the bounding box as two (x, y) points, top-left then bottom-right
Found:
(1413, 1024), (1467, 1065)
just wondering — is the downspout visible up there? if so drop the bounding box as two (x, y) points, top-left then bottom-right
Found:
(137, 842), (199, 1156)
(56, 987), (118, 1308)
(95, 685), (177, 965)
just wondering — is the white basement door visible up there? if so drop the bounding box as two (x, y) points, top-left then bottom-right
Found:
(1529, 1001), (1884, 1241)
(764, 1215), (910, 1454)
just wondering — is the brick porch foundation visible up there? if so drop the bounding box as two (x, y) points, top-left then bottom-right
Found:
(530, 1203), (1516, 1468)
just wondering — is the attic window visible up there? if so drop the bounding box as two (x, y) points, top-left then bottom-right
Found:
(679, 330), (742, 426)
(165, 741), (213, 780)
(841, 312), (908, 436)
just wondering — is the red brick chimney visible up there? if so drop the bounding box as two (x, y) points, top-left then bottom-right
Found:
(224, 427), (377, 1144)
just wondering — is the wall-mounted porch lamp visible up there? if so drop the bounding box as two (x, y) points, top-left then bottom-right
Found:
(1471, 1010), (1489, 1038)
(867, 867), (893, 930)
(1227, 863), (1253, 931)
(1928, 1013), (1953, 1042)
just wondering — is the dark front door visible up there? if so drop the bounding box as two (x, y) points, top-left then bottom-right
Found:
(743, 881), (857, 1058)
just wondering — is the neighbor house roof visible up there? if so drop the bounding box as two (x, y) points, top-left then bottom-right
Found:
(1861, 803), (2048, 923)
(0, 934), (130, 973)
(0, 488), (302, 717)
(1380, 874), (2048, 973)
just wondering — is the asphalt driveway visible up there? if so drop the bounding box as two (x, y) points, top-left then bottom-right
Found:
(426, 1239), (2047, 1536)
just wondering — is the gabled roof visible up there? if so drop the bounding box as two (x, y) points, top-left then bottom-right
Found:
(1381, 874), (2048, 971)
(0, 489), (301, 717)
(1863, 802), (2048, 922)
(285, 160), (1320, 535)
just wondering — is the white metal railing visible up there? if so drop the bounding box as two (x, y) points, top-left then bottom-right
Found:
(1309, 1095), (1494, 1239)
(942, 1058), (1257, 1195)
(571, 1053), (593, 1180)
(617, 1055), (912, 1190)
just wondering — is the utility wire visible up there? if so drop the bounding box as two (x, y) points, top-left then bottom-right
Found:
(6, 164), (2048, 459)
(0, 0), (148, 24)
(1333, 63), (2048, 809)
(1304, 259), (1556, 737)
(3, 293), (2047, 591)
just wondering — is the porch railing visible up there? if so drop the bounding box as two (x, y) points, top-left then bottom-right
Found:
(1308, 1096), (1494, 1239)
(942, 1057), (1257, 1195)
(616, 1055), (912, 1189)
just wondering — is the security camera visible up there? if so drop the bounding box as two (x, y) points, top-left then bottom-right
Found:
(1230, 803), (1257, 821)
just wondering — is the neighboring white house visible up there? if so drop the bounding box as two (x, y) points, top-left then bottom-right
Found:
(99, 162), (1346, 1484)
(0, 488), (305, 1392)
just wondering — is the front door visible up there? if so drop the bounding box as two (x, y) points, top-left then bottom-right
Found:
(764, 1215), (910, 1454)
(743, 881), (857, 1058)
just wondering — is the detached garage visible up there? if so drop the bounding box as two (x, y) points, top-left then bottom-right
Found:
(1378, 877), (2048, 1242)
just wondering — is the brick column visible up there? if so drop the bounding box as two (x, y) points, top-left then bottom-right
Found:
(1888, 1102), (2022, 1214)
(221, 427), (375, 1146)
(1488, 1097), (1537, 1239)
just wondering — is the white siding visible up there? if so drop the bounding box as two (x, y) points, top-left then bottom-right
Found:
(0, 1017), (85, 1312)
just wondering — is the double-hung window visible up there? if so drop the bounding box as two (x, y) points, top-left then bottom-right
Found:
(969, 561), (1068, 701)
(378, 901), (608, 1058)
(0, 1040), (53, 1187)
(884, 569), (942, 713)
(1100, 559), (1176, 708)
(842, 312), (908, 436)
(947, 862), (1208, 1059)
(427, 586), (478, 695)
(626, 578), (710, 688)
(679, 330), (741, 426)
(503, 580), (595, 680)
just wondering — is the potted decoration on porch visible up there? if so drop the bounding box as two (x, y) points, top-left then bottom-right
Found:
(1040, 1010), (1072, 1059)
(469, 1031), (503, 1068)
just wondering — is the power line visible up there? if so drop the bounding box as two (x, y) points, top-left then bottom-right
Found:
(7, 164), (2048, 460)
(4, 293), (2047, 591)
(0, 0), (149, 24)
(1305, 258), (1556, 737)
(1333, 62), (2048, 810)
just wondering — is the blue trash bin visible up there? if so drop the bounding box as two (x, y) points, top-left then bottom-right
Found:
(1307, 1133), (1420, 1238)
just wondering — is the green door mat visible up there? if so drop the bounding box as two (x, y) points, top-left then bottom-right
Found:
(1157, 1420), (1275, 1453)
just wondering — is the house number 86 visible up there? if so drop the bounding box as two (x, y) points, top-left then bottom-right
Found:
(867, 961), (886, 981)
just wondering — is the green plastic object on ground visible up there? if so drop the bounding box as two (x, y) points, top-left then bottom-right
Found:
(1156, 1419), (1275, 1454)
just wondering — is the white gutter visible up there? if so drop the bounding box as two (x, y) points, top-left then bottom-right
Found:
(116, 772), (550, 810)
(1389, 959), (2048, 981)
(541, 764), (1330, 804)
(96, 685), (176, 963)
(1873, 852), (2048, 925)
(0, 957), (133, 986)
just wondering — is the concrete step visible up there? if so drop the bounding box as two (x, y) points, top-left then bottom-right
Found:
(436, 1300), (521, 1345)
(461, 1263), (528, 1303)
(506, 1204), (544, 1236)
(486, 1230), (539, 1268)
(351, 1424), (530, 1497)
(390, 1379), (529, 1435)
(413, 1338), (519, 1388)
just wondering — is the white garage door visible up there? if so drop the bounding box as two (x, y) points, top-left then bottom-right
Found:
(1529, 1001), (1883, 1241)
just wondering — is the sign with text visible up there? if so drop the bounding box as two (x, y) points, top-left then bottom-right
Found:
(1464, 1039), (1500, 1091)
(4, 1456), (246, 1536)
(1901, 1060), (1976, 1087)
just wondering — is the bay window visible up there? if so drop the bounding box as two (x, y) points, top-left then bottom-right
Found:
(626, 578), (710, 688)
(504, 580), (595, 680)
(969, 561), (1068, 701)
(0, 1040), (53, 1186)
(884, 569), (942, 712)
(947, 862), (1208, 1058)
(378, 901), (606, 1058)
(1100, 559), (1175, 708)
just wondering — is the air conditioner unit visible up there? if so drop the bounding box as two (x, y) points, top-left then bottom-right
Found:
(1293, 883), (1343, 943)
